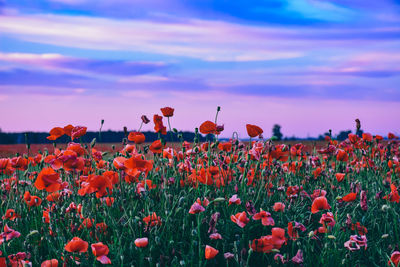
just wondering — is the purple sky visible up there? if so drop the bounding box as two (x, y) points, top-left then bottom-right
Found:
(0, 0), (399, 138)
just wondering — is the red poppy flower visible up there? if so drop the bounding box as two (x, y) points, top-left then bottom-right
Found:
(153, 115), (167, 135)
(143, 212), (162, 227)
(134, 238), (148, 248)
(311, 196), (330, 213)
(335, 173), (345, 182)
(388, 132), (399, 139)
(41, 259), (58, 267)
(362, 133), (373, 142)
(199, 121), (216, 135)
(205, 245), (219, 260)
(273, 202), (285, 212)
(160, 107), (174, 117)
(128, 132), (146, 144)
(389, 251), (400, 266)
(230, 211), (250, 228)
(91, 242), (111, 264)
(246, 124), (263, 138)
(65, 237), (88, 253)
(336, 150), (349, 162)
(71, 126), (87, 140)
(47, 127), (65, 140)
(113, 157), (127, 170)
(253, 211), (275, 226)
(251, 227), (286, 253)
(124, 155), (153, 176)
(150, 140), (164, 154)
(342, 192), (357, 202)
(35, 167), (62, 192)
(78, 174), (113, 198)
(189, 202), (205, 214)
(228, 194), (241, 205)
(2, 209), (20, 221)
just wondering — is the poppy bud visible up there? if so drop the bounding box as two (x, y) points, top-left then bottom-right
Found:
(101, 119), (104, 125)
(217, 106), (221, 112)
(141, 115), (150, 124)
(173, 128), (178, 133)
(90, 138), (96, 148)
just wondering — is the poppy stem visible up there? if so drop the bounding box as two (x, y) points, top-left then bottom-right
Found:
(138, 121), (143, 132)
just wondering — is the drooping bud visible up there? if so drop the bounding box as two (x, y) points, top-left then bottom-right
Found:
(141, 115), (150, 124)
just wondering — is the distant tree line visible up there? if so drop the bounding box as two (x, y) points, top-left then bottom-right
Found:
(0, 130), (208, 144)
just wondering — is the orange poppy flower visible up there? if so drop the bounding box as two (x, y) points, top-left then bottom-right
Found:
(65, 237), (88, 253)
(128, 132), (146, 144)
(246, 124), (263, 138)
(335, 173), (345, 182)
(205, 245), (219, 260)
(134, 237), (148, 248)
(91, 242), (111, 264)
(150, 140), (164, 154)
(71, 126), (87, 140)
(153, 115), (167, 135)
(218, 142), (232, 152)
(41, 259), (58, 267)
(388, 132), (399, 139)
(47, 127), (64, 140)
(230, 211), (250, 228)
(311, 196), (330, 213)
(342, 192), (357, 202)
(160, 107), (174, 117)
(199, 121), (216, 135)
(34, 167), (62, 192)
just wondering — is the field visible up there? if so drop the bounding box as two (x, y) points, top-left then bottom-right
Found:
(0, 122), (399, 266)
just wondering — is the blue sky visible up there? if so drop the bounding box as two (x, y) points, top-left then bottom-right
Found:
(0, 0), (399, 137)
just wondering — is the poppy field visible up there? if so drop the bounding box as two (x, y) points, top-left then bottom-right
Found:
(0, 107), (400, 267)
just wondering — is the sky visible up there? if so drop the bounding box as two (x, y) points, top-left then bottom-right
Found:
(0, 0), (399, 138)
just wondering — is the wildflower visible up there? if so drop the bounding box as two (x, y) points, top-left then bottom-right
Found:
(253, 211), (275, 226)
(205, 245), (219, 260)
(189, 202), (205, 214)
(209, 233), (222, 240)
(246, 124), (263, 138)
(135, 237), (148, 247)
(388, 132), (399, 139)
(288, 222), (306, 240)
(341, 192), (357, 202)
(41, 259), (58, 267)
(228, 194), (241, 205)
(34, 167), (62, 192)
(336, 150), (349, 162)
(153, 115), (167, 135)
(335, 173), (345, 182)
(65, 237), (88, 253)
(231, 212), (250, 228)
(344, 235), (367, 251)
(199, 121), (216, 135)
(91, 242), (111, 264)
(273, 202), (285, 212)
(150, 140), (164, 154)
(47, 127), (64, 140)
(251, 227), (286, 253)
(78, 174), (113, 198)
(362, 133), (373, 142)
(160, 107), (174, 117)
(389, 251), (400, 266)
(71, 126), (87, 140)
(143, 212), (162, 227)
(291, 250), (303, 265)
(2, 209), (20, 221)
(128, 132), (146, 144)
(360, 190), (368, 211)
(311, 196), (330, 213)
(0, 224), (21, 245)
(63, 124), (74, 136)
